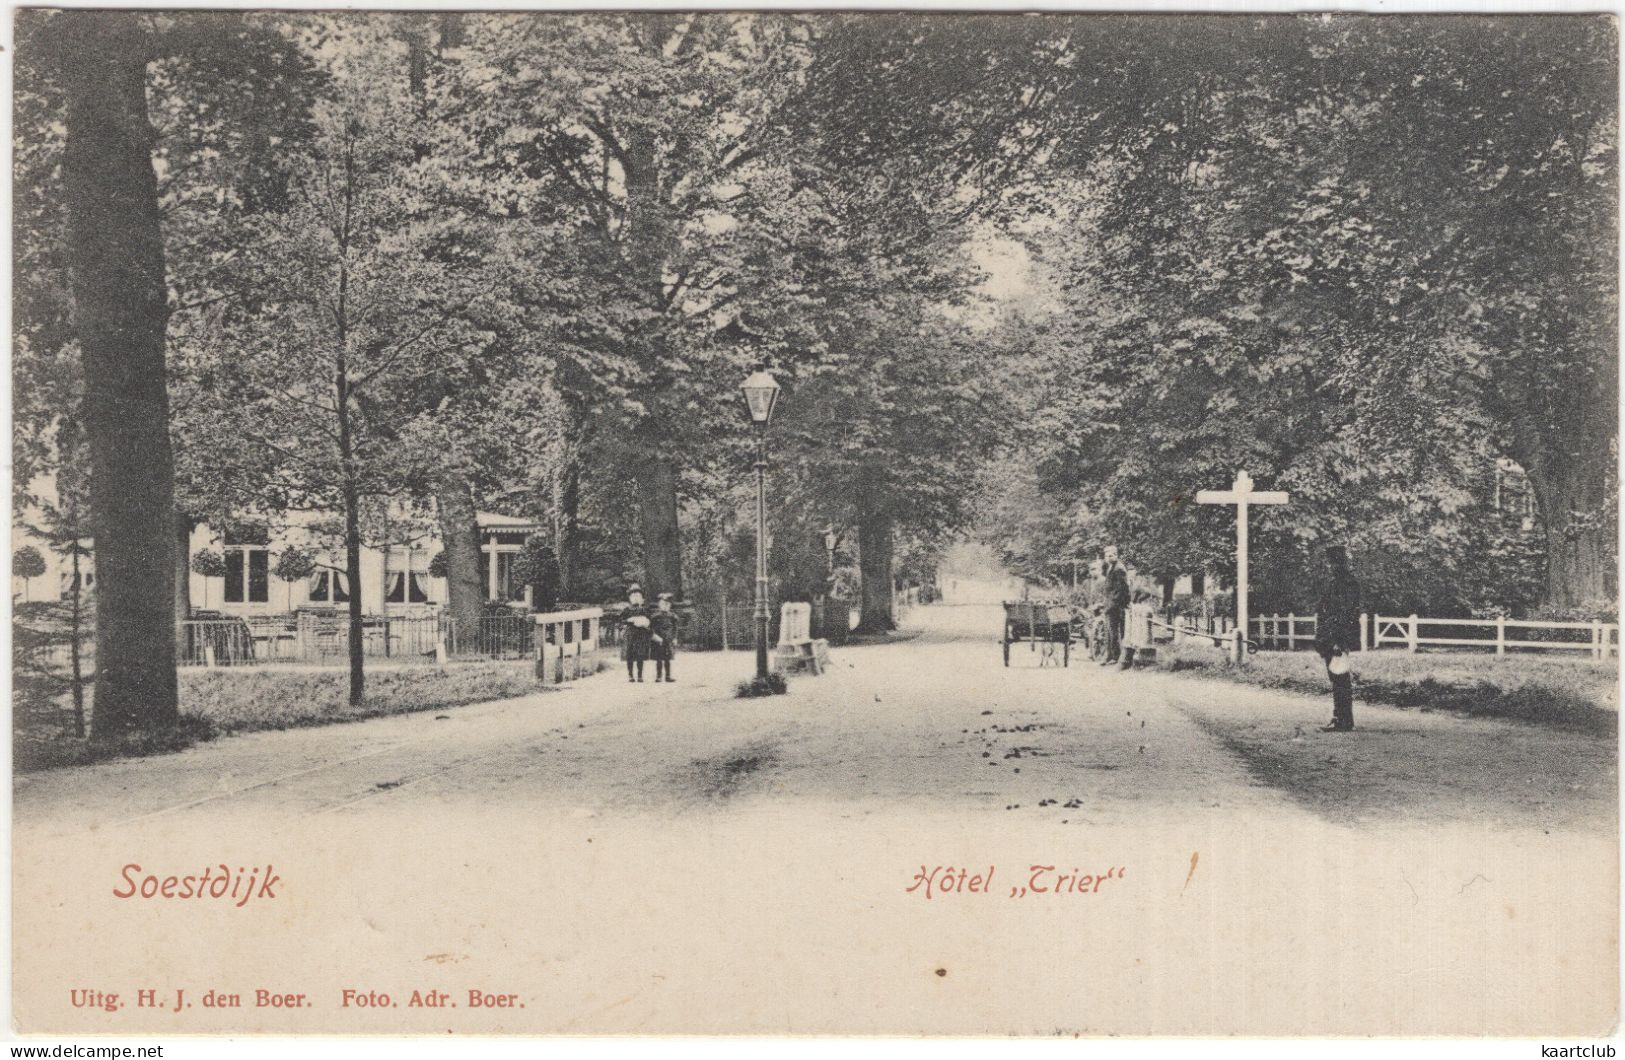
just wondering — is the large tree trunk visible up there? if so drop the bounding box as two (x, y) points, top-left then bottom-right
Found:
(58, 12), (181, 739)
(435, 475), (485, 651)
(402, 10), (483, 639)
(633, 456), (683, 599)
(619, 88), (686, 603)
(173, 511), (194, 652)
(333, 303), (364, 705)
(553, 449), (581, 601)
(1527, 438), (1616, 610)
(1546, 517), (1613, 610)
(69, 538), (87, 739)
(1512, 350), (1618, 611)
(856, 509), (896, 633)
(342, 484), (366, 708)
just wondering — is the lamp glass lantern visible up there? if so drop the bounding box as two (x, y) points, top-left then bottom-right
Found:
(741, 370), (781, 425)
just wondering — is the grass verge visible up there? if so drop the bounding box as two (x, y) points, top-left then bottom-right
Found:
(16, 661), (547, 773)
(1155, 643), (1619, 735)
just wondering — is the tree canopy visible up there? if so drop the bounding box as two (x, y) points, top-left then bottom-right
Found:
(11, 12), (1618, 741)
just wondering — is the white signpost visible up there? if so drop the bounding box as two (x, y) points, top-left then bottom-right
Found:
(1197, 470), (1289, 662)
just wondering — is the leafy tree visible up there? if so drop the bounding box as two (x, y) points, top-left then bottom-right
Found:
(181, 30), (501, 705)
(747, 14), (1073, 628)
(390, 11), (533, 640)
(12, 548), (47, 601)
(155, 17), (322, 637)
(444, 13), (827, 599)
(22, 422), (97, 737)
(190, 548), (226, 609)
(273, 547), (317, 611)
(423, 14), (1076, 623)
(1016, 14), (1616, 612)
(973, 455), (1089, 590)
(16, 10), (323, 740)
(773, 305), (1019, 631)
(11, 493), (93, 742)
(19, 10), (182, 738)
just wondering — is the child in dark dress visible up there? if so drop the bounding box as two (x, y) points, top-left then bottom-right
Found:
(622, 584), (652, 682)
(650, 593), (678, 682)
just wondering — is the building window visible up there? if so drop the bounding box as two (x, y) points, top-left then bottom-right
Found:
(308, 567), (350, 604)
(480, 546), (526, 602)
(499, 551), (519, 601)
(223, 529), (270, 604)
(385, 549), (431, 605)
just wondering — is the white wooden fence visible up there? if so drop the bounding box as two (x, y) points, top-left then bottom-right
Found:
(1252, 613), (1315, 650)
(1367, 613), (1618, 659)
(533, 606), (611, 684)
(1245, 612), (1619, 660)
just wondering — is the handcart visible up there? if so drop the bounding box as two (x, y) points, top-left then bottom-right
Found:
(1002, 600), (1074, 667)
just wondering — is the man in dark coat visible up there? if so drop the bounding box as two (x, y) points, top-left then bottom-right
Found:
(650, 592), (678, 683)
(1101, 562), (1131, 665)
(1313, 546), (1362, 731)
(622, 584), (652, 682)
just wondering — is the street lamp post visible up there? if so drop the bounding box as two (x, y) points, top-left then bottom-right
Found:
(821, 525), (838, 641)
(741, 369), (781, 681)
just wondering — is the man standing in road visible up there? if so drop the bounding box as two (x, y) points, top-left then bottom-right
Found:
(1313, 545), (1362, 732)
(1101, 561), (1131, 666)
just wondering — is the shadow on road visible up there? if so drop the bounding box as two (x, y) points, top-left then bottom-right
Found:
(1171, 690), (1617, 833)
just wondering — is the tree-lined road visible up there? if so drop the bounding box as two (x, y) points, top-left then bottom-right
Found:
(16, 606), (1614, 836)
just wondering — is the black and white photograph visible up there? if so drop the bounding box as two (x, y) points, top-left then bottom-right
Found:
(7, 4), (1620, 1043)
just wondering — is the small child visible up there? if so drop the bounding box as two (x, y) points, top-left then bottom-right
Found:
(622, 584), (652, 682)
(1120, 589), (1154, 670)
(650, 593), (678, 683)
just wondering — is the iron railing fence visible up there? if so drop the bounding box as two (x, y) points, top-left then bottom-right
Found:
(445, 613), (534, 659)
(173, 612), (540, 666)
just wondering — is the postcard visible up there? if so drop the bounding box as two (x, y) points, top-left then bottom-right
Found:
(9, 7), (1619, 1039)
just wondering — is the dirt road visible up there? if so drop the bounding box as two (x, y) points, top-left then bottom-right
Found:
(11, 605), (1618, 1036)
(15, 604), (1614, 833)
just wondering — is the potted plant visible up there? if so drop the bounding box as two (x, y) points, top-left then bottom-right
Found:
(11, 546), (45, 602)
(190, 548), (228, 609)
(274, 547), (317, 612)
